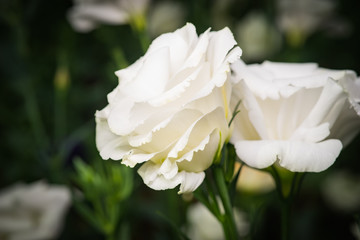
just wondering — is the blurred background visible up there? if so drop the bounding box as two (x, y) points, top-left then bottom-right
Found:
(1, 0), (360, 239)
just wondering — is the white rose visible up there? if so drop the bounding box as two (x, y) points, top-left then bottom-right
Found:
(0, 181), (71, 240)
(230, 60), (360, 172)
(67, 0), (149, 32)
(96, 23), (241, 193)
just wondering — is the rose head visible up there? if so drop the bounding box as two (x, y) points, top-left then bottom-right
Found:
(230, 60), (360, 172)
(96, 23), (241, 193)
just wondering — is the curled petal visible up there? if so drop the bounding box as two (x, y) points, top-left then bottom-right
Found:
(235, 139), (342, 172)
(177, 129), (221, 172)
(168, 107), (228, 159)
(138, 162), (205, 193)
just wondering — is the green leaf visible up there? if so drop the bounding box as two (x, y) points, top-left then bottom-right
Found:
(73, 200), (104, 234)
(229, 163), (243, 204)
(156, 211), (191, 240)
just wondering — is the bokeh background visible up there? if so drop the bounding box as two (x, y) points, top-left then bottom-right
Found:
(1, 0), (360, 239)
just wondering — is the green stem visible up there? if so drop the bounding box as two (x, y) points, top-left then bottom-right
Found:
(54, 53), (69, 144)
(213, 167), (238, 240)
(281, 201), (290, 240)
(23, 81), (49, 149)
(270, 166), (284, 201)
(106, 232), (115, 240)
(205, 175), (222, 218)
(129, 15), (150, 53)
(270, 167), (306, 240)
(15, 15), (49, 150)
(112, 47), (128, 69)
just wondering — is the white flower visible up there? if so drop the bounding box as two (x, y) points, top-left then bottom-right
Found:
(277, 0), (334, 34)
(277, 0), (335, 46)
(235, 11), (282, 61)
(0, 181), (71, 240)
(96, 23), (241, 193)
(351, 222), (360, 240)
(230, 60), (360, 172)
(147, 1), (186, 38)
(186, 201), (249, 240)
(67, 0), (149, 32)
(276, 0), (335, 46)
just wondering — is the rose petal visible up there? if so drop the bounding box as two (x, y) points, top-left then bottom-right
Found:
(234, 139), (342, 172)
(299, 79), (346, 128)
(129, 109), (203, 149)
(121, 47), (171, 101)
(138, 162), (205, 193)
(207, 27), (238, 71)
(168, 107), (228, 158)
(262, 61), (318, 78)
(177, 129), (220, 172)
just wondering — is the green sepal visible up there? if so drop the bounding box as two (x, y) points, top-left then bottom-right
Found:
(229, 163), (243, 205)
(228, 99), (242, 127)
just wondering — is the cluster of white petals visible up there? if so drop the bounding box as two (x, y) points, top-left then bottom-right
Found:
(96, 23), (241, 193)
(0, 181), (71, 240)
(230, 60), (360, 172)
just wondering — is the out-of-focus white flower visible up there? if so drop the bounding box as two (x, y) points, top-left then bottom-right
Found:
(96, 23), (241, 193)
(236, 163), (275, 193)
(235, 12), (282, 62)
(322, 170), (360, 212)
(230, 60), (360, 172)
(67, 0), (149, 32)
(276, 0), (335, 46)
(147, 1), (186, 38)
(210, 0), (233, 29)
(0, 181), (71, 240)
(351, 222), (360, 240)
(186, 201), (249, 240)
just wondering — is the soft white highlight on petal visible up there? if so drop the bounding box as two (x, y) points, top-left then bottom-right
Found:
(235, 139), (342, 172)
(121, 47), (171, 101)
